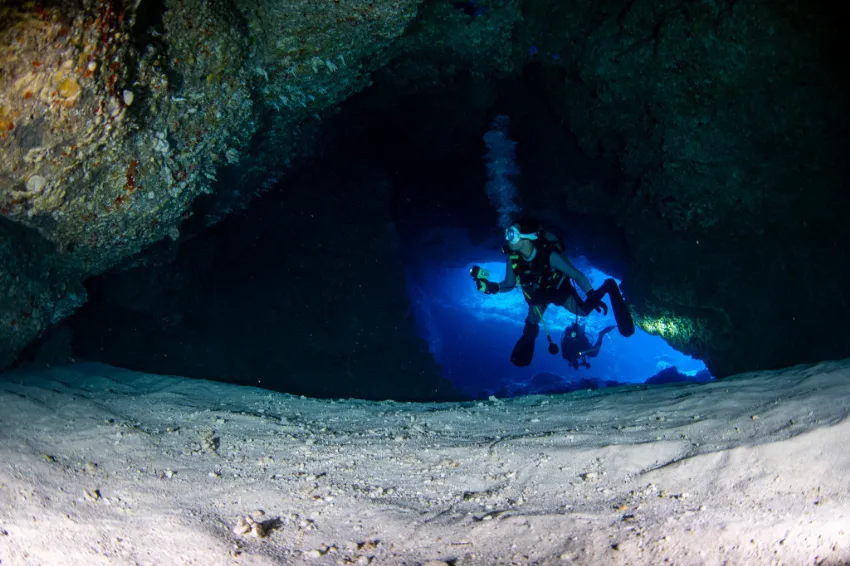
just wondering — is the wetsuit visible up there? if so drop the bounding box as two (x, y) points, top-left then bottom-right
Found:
(499, 234), (592, 366)
(561, 324), (616, 369)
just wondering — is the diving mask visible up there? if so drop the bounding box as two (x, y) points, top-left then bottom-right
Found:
(505, 225), (539, 245)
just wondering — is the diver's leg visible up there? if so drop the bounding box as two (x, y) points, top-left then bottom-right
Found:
(585, 325), (617, 359)
(599, 279), (635, 337)
(599, 325), (617, 337)
(527, 304), (546, 325)
(581, 279), (635, 337)
(511, 305), (544, 367)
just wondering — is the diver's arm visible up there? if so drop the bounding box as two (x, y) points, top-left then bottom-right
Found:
(549, 253), (593, 293)
(497, 258), (517, 293)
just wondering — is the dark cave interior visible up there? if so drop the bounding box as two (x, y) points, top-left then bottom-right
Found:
(31, 70), (702, 401)
(11, 0), (850, 403)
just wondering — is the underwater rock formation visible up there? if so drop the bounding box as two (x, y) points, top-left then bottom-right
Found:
(0, 0), (521, 368)
(2, 0), (848, 383)
(68, 157), (462, 401)
(511, 0), (850, 376)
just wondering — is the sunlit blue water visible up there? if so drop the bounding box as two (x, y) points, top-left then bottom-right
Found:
(408, 257), (710, 397)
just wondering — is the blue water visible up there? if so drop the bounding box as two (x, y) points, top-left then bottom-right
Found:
(408, 257), (709, 397)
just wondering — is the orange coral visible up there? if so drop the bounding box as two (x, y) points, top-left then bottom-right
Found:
(58, 77), (81, 99)
(124, 159), (139, 192)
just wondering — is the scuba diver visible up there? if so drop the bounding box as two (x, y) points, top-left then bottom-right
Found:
(561, 321), (616, 370)
(470, 216), (634, 367)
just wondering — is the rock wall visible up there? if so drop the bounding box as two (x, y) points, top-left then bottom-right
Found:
(512, 0), (850, 375)
(68, 157), (462, 401)
(4, 0), (848, 380)
(0, 0), (522, 368)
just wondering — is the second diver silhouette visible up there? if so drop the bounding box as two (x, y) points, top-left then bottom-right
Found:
(561, 321), (616, 370)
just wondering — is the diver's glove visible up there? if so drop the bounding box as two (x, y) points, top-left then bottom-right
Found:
(584, 288), (608, 315)
(476, 280), (500, 294)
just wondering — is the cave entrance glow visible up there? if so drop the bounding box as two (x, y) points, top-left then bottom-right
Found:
(408, 257), (711, 398)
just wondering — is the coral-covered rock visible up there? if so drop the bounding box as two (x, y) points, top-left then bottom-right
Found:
(2, 0), (516, 368)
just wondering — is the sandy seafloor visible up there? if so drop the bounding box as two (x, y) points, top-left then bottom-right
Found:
(1, 360), (849, 566)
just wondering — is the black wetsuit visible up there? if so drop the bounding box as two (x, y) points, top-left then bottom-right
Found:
(504, 236), (583, 316)
(504, 236), (585, 367)
(561, 324), (616, 369)
(495, 233), (635, 368)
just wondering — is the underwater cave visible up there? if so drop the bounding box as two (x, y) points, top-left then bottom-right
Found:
(1, 0), (849, 563)
(57, 67), (714, 401)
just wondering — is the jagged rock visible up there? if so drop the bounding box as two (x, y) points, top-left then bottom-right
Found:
(0, 0), (521, 368)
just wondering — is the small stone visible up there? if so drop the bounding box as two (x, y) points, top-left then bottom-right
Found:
(107, 97), (121, 117)
(83, 489), (101, 501)
(122, 90), (134, 106)
(58, 77), (80, 99)
(250, 522), (266, 538)
(304, 549), (322, 559)
(26, 175), (46, 193)
(232, 517), (251, 535)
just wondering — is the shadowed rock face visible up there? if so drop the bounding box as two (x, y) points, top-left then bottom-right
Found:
(68, 158), (463, 401)
(509, 0), (850, 376)
(3, 0), (849, 388)
(0, 0), (519, 368)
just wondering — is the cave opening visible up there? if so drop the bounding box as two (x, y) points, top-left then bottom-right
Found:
(406, 258), (711, 399)
(57, 65), (712, 402)
(330, 67), (712, 397)
(3, 2), (850, 561)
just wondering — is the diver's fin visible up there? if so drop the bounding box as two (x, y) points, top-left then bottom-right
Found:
(510, 322), (539, 366)
(600, 325), (617, 336)
(602, 279), (635, 337)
